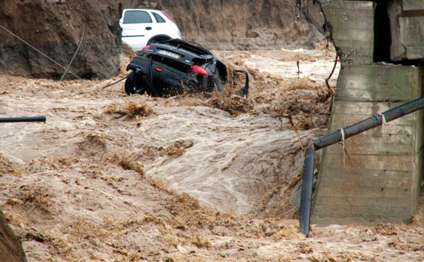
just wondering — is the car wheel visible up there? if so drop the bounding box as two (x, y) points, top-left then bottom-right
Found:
(125, 72), (137, 95)
(125, 71), (146, 95)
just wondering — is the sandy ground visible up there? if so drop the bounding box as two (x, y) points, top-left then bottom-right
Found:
(0, 48), (423, 261)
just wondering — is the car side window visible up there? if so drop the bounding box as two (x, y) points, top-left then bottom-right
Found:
(153, 13), (166, 23)
(123, 11), (153, 24)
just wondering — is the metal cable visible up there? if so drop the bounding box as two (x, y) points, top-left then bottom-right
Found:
(0, 24), (81, 79)
(326, 54), (338, 94)
(60, 28), (85, 80)
(101, 74), (129, 90)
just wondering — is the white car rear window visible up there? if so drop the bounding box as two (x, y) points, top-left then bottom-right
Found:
(123, 11), (152, 24)
(153, 13), (166, 23)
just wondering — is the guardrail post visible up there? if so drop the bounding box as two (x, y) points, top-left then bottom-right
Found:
(299, 145), (315, 237)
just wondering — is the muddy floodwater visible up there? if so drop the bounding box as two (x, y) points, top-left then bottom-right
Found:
(0, 48), (422, 261)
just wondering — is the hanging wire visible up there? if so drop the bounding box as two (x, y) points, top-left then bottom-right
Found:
(101, 74), (130, 90)
(0, 24), (81, 79)
(60, 28), (85, 80)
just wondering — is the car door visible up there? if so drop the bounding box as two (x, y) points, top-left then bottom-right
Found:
(150, 11), (169, 36)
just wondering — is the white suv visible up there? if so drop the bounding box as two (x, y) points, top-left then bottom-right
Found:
(119, 9), (182, 51)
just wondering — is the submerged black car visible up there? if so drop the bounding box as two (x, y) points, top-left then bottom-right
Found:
(125, 39), (248, 97)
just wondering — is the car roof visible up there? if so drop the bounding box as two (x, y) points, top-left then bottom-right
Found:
(122, 9), (163, 13)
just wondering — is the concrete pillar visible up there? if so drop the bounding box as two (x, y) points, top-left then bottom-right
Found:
(389, 0), (424, 61)
(321, 0), (375, 65)
(312, 64), (423, 224)
(312, 0), (424, 226)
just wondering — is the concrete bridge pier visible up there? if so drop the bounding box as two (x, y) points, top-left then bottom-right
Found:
(312, 0), (424, 225)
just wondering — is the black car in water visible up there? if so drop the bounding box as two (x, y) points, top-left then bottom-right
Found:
(125, 39), (249, 97)
(125, 39), (229, 97)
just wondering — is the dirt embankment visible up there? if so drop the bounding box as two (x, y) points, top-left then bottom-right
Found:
(0, 0), (122, 79)
(123, 0), (325, 50)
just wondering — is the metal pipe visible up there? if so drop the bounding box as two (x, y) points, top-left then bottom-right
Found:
(299, 145), (315, 237)
(314, 96), (424, 150)
(0, 116), (47, 123)
(299, 96), (424, 236)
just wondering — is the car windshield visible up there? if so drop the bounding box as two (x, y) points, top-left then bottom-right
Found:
(152, 55), (191, 72)
(123, 11), (152, 24)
